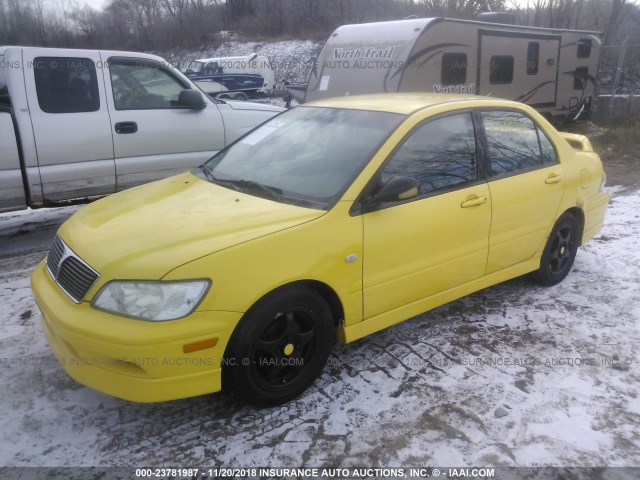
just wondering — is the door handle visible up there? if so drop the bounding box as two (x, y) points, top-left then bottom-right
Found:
(115, 121), (138, 134)
(460, 196), (487, 208)
(545, 174), (563, 184)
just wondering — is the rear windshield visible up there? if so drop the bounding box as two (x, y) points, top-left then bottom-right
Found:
(0, 54), (9, 105)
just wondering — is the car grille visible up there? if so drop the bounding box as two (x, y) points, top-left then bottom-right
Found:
(46, 236), (99, 303)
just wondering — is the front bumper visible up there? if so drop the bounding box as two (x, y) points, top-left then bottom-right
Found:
(31, 261), (241, 402)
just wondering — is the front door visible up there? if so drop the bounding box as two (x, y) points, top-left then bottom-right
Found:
(102, 56), (225, 191)
(362, 112), (491, 319)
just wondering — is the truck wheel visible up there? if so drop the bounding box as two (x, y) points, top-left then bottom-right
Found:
(223, 286), (335, 406)
(532, 212), (580, 286)
(234, 92), (248, 101)
(218, 94), (231, 100)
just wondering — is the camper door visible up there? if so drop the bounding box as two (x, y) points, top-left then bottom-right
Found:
(478, 31), (560, 107)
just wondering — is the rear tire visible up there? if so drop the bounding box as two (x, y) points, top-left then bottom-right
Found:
(532, 212), (580, 286)
(233, 92), (248, 101)
(223, 287), (335, 407)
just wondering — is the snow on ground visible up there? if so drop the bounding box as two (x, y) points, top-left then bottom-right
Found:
(0, 187), (639, 469)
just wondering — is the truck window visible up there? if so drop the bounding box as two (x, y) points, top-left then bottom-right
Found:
(441, 53), (467, 85)
(109, 58), (190, 110)
(577, 39), (592, 58)
(489, 55), (514, 84)
(526, 42), (539, 75)
(33, 57), (100, 113)
(0, 54), (8, 105)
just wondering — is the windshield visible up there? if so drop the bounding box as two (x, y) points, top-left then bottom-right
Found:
(183, 61), (204, 74)
(197, 106), (404, 209)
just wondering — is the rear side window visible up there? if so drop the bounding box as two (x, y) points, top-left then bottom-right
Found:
(380, 113), (478, 196)
(538, 128), (558, 165)
(527, 42), (539, 75)
(34, 57), (100, 113)
(577, 38), (592, 58)
(490, 55), (514, 84)
(441, 53), (467, 85)
(482, 111), (547, 176)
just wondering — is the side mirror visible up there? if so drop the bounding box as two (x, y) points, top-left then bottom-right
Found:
(179, 89), (206, 110)
(363, 176), (419, 210)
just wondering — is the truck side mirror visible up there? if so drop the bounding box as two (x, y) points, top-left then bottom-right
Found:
(179, 89), (206, 110)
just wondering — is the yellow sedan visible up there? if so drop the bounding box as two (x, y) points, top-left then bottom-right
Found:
(31, 94), (608, 406)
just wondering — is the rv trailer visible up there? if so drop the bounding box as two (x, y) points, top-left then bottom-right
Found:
(299, 17), (601, 121)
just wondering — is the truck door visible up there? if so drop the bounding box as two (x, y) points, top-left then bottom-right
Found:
(21, 50), (115, 202)
(102, 56), (225, 191)
(478, 31), (560, 107)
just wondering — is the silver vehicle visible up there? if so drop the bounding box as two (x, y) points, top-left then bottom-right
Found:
(0, 46), (283, 213)
(294, 17), (601, 121)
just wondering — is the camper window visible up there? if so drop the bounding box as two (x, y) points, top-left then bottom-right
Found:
(441, 53), (467, 85)
(489, 56), (514, 84)
(380, 113), (477, 197)
(527, 42), (539, 75)
(577, 39), (592, 58)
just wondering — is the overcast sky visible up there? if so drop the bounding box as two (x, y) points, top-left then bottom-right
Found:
(79, 0), (106, 10)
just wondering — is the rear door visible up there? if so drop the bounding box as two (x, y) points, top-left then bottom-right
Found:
(480, 109), (565, 273)
(22, 50), (115, 202)
(102, 56), (225, 191)
(478, 31), (560, 107)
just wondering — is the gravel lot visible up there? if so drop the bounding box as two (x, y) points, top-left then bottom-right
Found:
(0, 131), (639, 473)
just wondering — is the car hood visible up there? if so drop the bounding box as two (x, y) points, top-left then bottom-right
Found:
(58, 173), (325, 280)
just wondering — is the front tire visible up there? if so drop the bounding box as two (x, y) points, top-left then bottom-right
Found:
(223, 287), (335, 406)
(532, 212), (580, 286)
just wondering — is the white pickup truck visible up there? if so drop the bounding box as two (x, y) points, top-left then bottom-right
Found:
(0, 46), (284, 213)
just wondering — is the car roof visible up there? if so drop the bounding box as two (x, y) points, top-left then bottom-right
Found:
(305, 93), (521, 115)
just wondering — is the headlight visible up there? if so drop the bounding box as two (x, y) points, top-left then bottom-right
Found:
(92, 280), (210, 321)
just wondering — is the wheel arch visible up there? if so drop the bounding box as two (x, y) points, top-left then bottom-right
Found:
(562, 206), (585, 243)
(245, 280), (345, 328)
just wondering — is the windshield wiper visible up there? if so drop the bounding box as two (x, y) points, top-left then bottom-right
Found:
(199, 164), (216, 183)
(199, 167), (285, 202)
(214, 177), (285, 202)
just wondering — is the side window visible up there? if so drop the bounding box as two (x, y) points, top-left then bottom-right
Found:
(109, 59), (189, 110)
(441, 53), (467, 85)
(527, 42), (539, 75)
(380, 113), (477, 197)
(490, 55), (514, 84)
(538, 128), (558, 165)
(577, 38), (592, 58)
(574, 66), (588, 90)
(33, 57), (100, 113)
(482, 111), (543, 176)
